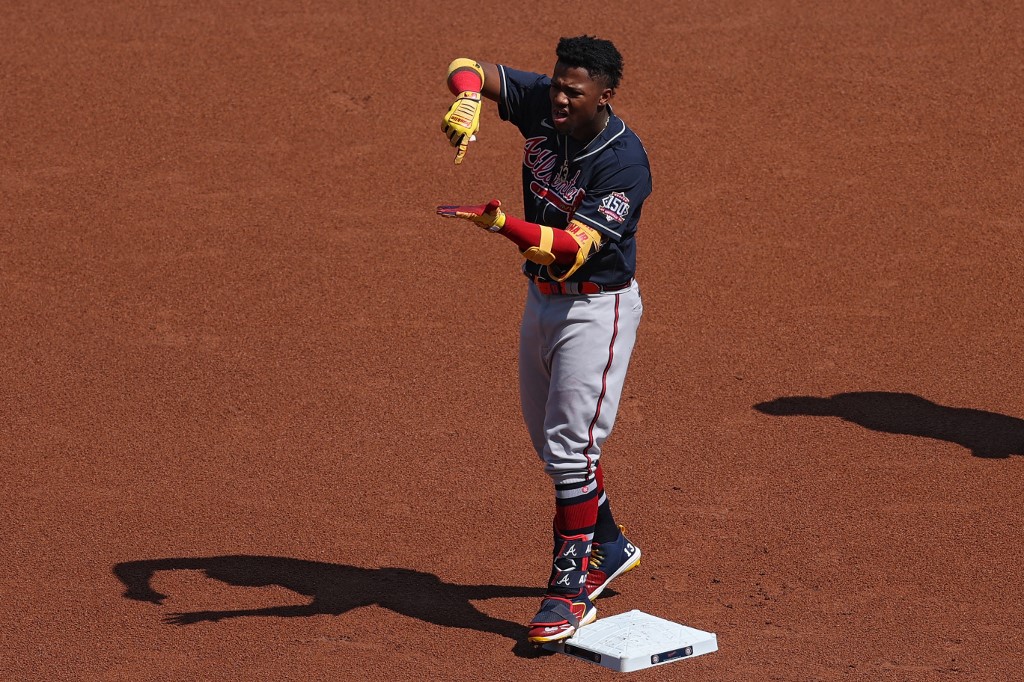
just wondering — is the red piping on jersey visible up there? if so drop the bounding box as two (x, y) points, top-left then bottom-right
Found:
(583, 294), (621, 469)
(530, 181), (578, 214)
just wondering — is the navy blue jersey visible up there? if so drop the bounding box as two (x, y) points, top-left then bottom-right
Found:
(496, 65), (652, 286)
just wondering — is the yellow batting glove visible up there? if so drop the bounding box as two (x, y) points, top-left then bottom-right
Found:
(441, 91), (481, 165)
(436, 199), (506, 232)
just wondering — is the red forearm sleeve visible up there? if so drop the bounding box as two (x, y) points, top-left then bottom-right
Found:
(498, 215), (580, 265)
(448, 69), (483, 96)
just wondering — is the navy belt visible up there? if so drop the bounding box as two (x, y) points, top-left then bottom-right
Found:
(529, 277), (632, 295)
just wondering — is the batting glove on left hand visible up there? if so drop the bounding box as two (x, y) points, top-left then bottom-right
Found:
(436, 199), (506, 232)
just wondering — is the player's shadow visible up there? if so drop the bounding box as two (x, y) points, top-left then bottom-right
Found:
(754, 391), (1024, 458)
(113, 556), (547, 657)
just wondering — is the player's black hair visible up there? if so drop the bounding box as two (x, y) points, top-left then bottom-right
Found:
(556, 35), (624, 89)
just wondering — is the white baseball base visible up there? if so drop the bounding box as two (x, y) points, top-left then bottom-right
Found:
(543, 610), (718, 673)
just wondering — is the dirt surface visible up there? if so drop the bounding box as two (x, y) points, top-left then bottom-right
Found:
(3, 2), (1023, 680)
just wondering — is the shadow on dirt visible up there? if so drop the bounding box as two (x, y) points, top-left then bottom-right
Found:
(754, 391), (1024, 458)
(113, 555), (550, 658)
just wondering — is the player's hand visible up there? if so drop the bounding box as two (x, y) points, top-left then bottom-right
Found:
(441, 91), (482, 165)
(436, 199), (506, 232)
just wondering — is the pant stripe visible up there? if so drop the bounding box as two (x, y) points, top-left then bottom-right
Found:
(583, 293), (621, 464)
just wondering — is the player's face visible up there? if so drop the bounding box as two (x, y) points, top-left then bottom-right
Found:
(550, 62), (613, 140)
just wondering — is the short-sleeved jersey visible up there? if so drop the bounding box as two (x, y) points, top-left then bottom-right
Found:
(496, 65), (652, 286)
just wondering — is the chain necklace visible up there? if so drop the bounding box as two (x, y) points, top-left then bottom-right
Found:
(557, 111), (611, 183)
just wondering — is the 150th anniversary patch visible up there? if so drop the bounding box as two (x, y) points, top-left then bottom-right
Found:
(599, 192), (630, 223)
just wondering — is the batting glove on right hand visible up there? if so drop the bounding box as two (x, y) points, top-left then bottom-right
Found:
(436, 199), (505, 232)
(441, 91), (481, 165)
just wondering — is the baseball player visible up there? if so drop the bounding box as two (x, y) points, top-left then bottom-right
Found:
(436, 36), (651, 644)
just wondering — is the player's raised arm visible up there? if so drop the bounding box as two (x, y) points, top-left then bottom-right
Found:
(441, 59), (500, 164)
(476, 61), (500, 101)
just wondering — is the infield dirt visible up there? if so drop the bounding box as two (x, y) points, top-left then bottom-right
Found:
(2, 2), (1022, 680)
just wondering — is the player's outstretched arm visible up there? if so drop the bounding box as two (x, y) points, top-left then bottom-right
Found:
(442, 59), (500, 164)
(436, 200), (603, 280)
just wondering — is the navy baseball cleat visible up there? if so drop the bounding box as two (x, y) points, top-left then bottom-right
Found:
(527, 591), (598, 644)
(585, 525), (642, 599)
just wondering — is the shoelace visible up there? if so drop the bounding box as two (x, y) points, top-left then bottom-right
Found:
(590, 544), (607, 569)
(589, 524), (628, 570)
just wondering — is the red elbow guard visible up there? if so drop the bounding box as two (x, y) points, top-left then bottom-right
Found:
(499, 215), (581, 264)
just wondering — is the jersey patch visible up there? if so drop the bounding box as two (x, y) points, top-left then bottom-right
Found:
(598, 192), (630, 224)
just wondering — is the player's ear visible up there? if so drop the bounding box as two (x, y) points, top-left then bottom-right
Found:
(599, 87), (614, 106)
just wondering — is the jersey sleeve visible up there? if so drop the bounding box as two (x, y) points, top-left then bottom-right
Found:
(572, 164), (652, 242)
(495, 65), (550, 135)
